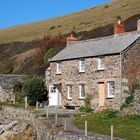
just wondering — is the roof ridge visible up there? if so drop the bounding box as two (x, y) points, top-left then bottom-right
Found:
(68, 31), (139, 45)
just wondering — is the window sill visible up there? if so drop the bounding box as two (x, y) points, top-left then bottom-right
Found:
(106, 97), (114, 99)
(67, 98), (72, 101)
(56, 73), (62, 75)
(78, 71), (85, 73)
(97, 69), (105, 72)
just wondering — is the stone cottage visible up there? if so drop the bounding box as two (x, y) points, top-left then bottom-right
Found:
(46, 19), (140, 110)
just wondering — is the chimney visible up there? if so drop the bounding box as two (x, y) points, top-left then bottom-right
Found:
(66, 31), (78, 45)
(114, 17), (125, 35)
(137, 19), (140, 32)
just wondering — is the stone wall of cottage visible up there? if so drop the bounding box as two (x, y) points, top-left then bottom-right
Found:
(122, 37), (140, 85)
(46, 54), (122, 110)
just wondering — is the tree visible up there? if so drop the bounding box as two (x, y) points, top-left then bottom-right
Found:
(23, 76), (47, 105)
(12, 80), (23, 93)
(44, 48), (56, 64)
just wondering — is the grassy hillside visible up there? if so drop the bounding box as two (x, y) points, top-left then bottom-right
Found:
(0, 0), (140, 43)
(0, 0), (140, 75)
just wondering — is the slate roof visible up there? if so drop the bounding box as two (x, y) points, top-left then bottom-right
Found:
(50, 31), (140, 62)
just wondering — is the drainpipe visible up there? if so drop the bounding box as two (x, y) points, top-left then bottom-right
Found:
(120, 52), (123, 108)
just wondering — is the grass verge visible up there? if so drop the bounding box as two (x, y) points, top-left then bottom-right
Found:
(74, 112), (140, 140)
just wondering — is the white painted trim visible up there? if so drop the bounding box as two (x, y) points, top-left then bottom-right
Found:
(107, 81), (115, 98)
(56, 62), (62, 74)
(79, 84), (85, 99)
(67, 85), (72, 99)
(79, 59), (85, 72)
(98, 57), (105, 70)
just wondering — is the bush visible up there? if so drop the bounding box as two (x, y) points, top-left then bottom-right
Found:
(79, 96), (93, 113)
(44, 48), (57, 64)
(79, 106), (93, 113)
(125, 95), (134, 105)
(50, 26), (55, 30)
(23, 76), (47, 105)
(129, 81), (140, 95)
(121, 95), (134, 110)
(12, 80), (23, 92)
(1, 64), (13, 74)
(103, 109), (118, 118)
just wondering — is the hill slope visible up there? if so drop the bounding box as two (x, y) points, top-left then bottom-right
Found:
(0, 0), (140, 43)
(0, 0), (140, 75)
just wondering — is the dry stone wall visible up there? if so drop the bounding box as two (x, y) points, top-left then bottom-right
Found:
(0, 106), (36, 123)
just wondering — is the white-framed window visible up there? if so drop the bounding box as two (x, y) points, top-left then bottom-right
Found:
(79, 58), (85, 72)
(50, 86), (57, 94)
(98, 57), (105, 70)
(56, 62), (62, 74)
(79, 84), (85, 99)
(67, 85), (72, 99)
(107, 81), (115, 98)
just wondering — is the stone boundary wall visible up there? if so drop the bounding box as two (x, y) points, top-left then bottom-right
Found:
(0, 106), (36, 123)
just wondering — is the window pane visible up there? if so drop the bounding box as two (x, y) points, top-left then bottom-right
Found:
(79, 59), (85, 72)
(67, 85), (72, 99)
(80, 84), (85, 98)
(98, 57), (105, 69)
(57, 62), (62, 73)
(108, 81), (115, 97)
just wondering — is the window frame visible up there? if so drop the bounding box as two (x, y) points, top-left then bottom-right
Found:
(98, 56), (105, 70)
(56, 62), (62, 74)
(67, 85), (72, 100)
(79, 84), (85, 99)
(79, 58), (85, 72)
(107, 81), (115, 98)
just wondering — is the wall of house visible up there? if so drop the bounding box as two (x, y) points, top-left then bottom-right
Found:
(122, 37), (140, 84)
(46, 54), (121, 110)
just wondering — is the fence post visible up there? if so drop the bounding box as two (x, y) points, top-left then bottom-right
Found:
(25, 96), (28, 109)
(111, 125), (113, 140)
(85, 121), (87, 136)
(36, 101), (39, 110)
(46, 109), (49, 118)
(55, 114), (58, 125)
(64, 118), (67, 131)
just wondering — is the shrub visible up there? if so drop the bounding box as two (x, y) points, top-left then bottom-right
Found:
(1, 64), (13, 74)
(104, 5), (110, 9)
(129, 81), (140, 95)
(79, 106), (93, 113)
(125, 95), (134, 105)
(103, 109), (118, 118)
(50, 26), (55, 30)
(84, 96), (91, 108)
(121, 81), (140, 110)
(23, 76), (47, 105)
(44, 48), (56, 64)
(79, 96), (93, 113)
(12, 80), (23, 92)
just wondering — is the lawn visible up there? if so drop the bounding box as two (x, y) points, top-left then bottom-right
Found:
(74, 111), (140, 140)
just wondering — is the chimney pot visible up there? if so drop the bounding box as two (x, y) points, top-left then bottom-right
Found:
(66, 31), (78, 45)
(114, 17), (125, 35)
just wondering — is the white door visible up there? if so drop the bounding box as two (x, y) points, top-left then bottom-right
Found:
(49, 86), (59, 106)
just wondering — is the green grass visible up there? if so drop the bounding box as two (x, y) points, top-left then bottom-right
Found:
(74, 112), (140, 140)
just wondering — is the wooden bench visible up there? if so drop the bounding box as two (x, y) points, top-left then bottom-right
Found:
(64, 105), (80, 110)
